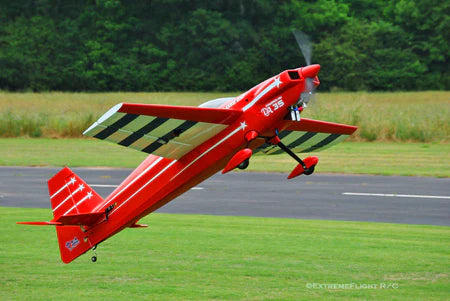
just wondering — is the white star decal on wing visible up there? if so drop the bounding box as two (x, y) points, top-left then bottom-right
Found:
(78, 184), (85, 191)
(86, 191), (93, 199)
(273, 77), (282, 88)
(240, 121), (247, 131)
(68, 177), (76, 185)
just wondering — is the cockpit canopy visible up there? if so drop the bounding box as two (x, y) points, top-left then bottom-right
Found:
(198, 97), (234, 108)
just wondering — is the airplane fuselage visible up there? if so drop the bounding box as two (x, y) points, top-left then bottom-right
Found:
(86, 67), (310, 246)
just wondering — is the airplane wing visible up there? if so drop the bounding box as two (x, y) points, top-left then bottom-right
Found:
(255, 118), (357, 155)
(83, 103), (242, 159)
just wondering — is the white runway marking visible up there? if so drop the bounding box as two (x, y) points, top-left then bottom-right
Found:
(90, 184), (204, 190)
(343, 192), (450, 200)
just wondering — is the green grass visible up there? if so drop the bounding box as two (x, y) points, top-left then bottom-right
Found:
(1, 138), (449, 177)
(305, 91), (450, 142)
(0, 91), (449, 142)
(1, 207), (448, 300)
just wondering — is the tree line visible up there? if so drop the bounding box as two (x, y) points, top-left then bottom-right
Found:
(0, 0), (448, 92)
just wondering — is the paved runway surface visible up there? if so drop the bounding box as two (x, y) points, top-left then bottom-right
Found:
(1, 166), (448, 226)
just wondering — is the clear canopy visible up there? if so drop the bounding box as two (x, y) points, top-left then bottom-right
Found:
(198, 97), (234, 108)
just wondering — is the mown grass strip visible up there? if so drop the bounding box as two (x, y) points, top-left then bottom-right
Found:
(1, 91), (449, 142)
(1, 138), (448, 177)
(1, 207), (448, 300)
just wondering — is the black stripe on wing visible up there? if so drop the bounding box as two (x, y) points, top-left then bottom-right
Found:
(119, 117), (169, 147)
(288, 132), (317, 149)
(141, 120), (197, 154)
(300, 134), (341, 153)
(270, 131), (316, 155)
(94, 114), (139, 140)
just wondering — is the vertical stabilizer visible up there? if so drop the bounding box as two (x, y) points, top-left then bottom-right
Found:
(47, 167), (104, 263)
(48, 167), (103, 220)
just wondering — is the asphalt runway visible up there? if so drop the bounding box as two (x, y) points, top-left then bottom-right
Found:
(1, 166), (449, 226)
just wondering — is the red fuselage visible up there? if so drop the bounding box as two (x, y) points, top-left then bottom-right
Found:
(86, 67), (313, 246)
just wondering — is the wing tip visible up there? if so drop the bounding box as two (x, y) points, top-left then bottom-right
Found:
(83, 103), (123, 136)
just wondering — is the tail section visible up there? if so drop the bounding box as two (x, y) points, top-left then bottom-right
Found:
(49, 167), (106, 263)
(49, 167), (103, 219)
(18, 167), (107, 263)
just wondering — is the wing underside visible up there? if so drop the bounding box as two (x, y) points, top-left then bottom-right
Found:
(84, 103), (242, 159)
(255, 118), (357, 155)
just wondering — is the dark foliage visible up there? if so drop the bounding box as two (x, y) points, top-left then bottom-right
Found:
(0, 0), (448, 91)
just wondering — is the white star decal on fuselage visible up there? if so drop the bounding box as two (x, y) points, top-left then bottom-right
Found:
(240, 121), (247, 131)
(273, 77), (282, 88)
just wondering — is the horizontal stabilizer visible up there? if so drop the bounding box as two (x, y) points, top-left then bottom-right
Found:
(255, 118), (357, 155)
(55, 212), (105, 226)
(17, 221), (62, 226)
(129, 223), (148, 228)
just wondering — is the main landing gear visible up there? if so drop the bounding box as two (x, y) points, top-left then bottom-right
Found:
(222, 129), (318, 179)
(222, 132), (257, 174)
(268, 135), (318, 179)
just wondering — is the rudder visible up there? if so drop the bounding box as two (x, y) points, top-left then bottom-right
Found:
(56, 225), (95, 263)
(48, 167), (104, 263)
(48, 167), (103, 219)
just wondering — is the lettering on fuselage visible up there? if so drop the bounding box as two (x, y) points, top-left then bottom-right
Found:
(261, 96), (284, 117)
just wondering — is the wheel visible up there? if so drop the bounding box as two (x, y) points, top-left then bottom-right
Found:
(304, 165), (315, 175)
(91, 256), (97, 262)
(237, 159), (249, 170)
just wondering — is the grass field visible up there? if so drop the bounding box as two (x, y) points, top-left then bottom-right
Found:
(1, 138), (448, 177)
(1, 207), (448, 300)
(1, 91), (449, 142)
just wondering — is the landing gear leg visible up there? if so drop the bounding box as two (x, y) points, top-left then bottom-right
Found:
(276, 140), (309, 172)
(91, 245), (98, 263)
(268, 134), (317, 178)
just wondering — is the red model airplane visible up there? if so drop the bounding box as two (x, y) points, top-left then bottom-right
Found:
(18, 63), (357, 263)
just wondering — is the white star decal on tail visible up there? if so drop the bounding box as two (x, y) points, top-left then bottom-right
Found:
(86, 191), (93, 199)
(240, 121), (247, 131)
(68, 177), (76, 185)
(78, 184), (85, 191)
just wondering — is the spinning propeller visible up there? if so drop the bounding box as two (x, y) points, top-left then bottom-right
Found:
(293, 30), (320, 108)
